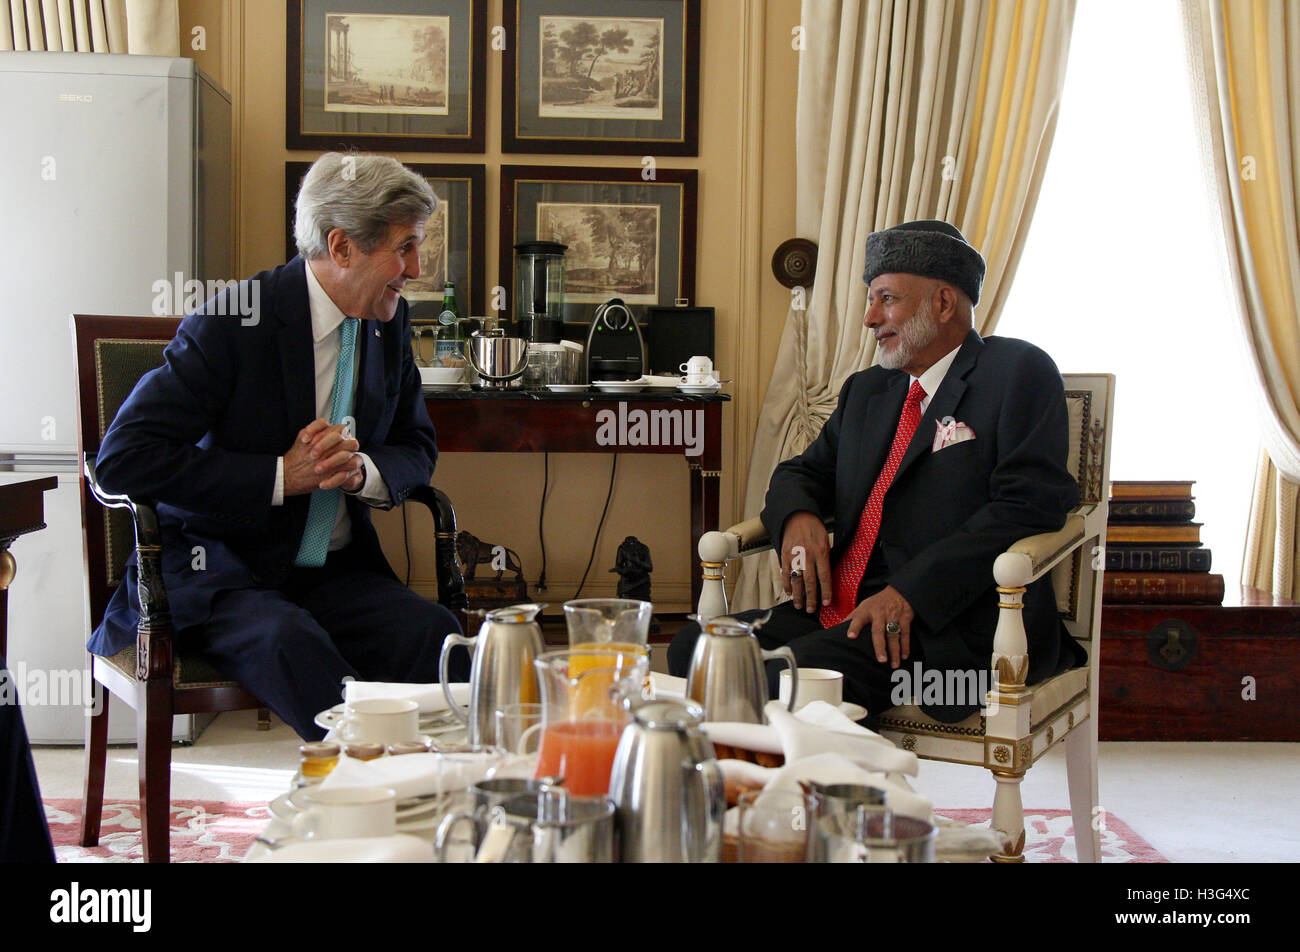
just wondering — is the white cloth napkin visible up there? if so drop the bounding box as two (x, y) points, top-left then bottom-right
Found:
(701, 701), (918, 776)
(649, 671), (686, 701)
(343, 681), (470, 714)
(246, 834), (433, 864)
(318, 751), (495, 800)
(722, 752), (931, 823)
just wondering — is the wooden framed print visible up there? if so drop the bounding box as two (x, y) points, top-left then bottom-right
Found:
(500, 165), (697, 324)
(287, 0), (487, 152)
(286, 162), (486, 318)
(503, 0), (700, 155)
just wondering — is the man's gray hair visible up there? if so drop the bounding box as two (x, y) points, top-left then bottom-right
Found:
(293, 153), (438, 260)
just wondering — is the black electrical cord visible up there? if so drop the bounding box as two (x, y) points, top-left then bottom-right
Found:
(572, 455), (618, 599)
(536, 452), (549, 591)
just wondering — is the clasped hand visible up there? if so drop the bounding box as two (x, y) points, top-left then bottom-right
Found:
(284, 419), (363, 495)
(780, 510), (914, 667)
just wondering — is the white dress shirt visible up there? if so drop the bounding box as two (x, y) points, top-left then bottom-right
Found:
(271, 260), (390, 552)
(911, 343), (962, 413)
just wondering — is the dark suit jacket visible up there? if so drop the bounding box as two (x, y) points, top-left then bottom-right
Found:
(761, 329), (1083, 688)
(88, 256), (437, 657)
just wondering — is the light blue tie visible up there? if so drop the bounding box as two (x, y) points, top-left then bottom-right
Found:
(294, 317), (359, 568)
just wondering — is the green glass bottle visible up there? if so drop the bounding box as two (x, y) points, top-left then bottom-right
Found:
(436, 280), (462, 363)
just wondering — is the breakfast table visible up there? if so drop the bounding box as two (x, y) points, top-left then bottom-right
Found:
(245, 674), (1002, 863)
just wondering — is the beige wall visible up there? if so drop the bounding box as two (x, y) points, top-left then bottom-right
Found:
(179, 0), (799, 610)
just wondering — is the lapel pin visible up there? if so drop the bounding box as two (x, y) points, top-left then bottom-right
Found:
(374, 327), (381, 338)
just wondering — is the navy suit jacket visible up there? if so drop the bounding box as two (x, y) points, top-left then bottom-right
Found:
(761, 330), (1084, 686)
(89, 256), (437, 657)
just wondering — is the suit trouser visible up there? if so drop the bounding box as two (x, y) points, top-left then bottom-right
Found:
(666, 601), (919, 717)
(184, 547), (466, 740)
(0, 654), (56, 862)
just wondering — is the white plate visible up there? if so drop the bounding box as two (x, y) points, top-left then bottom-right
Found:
(677, 383), (721, 395)
(592, 381), (645, 393)
(545, 384), (589, 392)
(271, 788), (443, 826)
(314, 704), (459, 733)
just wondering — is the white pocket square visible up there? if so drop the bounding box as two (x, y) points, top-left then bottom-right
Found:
(932, 417), (976, 452)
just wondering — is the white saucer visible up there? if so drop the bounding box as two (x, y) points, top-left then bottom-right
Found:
(545, 384), (589, 392)
(677, 383), (721, 395)
(838, 701), (869, 721)
(592, 381), (645, 393)
(270, 789), (442, 827)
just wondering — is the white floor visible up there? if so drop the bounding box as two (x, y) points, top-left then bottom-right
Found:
(28, 710), (1300, 862)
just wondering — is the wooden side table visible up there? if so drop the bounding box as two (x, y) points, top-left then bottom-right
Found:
(0, 475), (58, 659)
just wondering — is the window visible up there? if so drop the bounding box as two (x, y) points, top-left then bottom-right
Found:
(998, 0), (1255, 588)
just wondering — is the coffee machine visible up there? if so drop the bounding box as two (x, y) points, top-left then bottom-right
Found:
(584, 299), (647, 382)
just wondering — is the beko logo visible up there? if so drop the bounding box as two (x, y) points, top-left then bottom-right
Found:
(58, 93), (93, 102)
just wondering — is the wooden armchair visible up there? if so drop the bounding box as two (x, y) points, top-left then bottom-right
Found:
(70, 314), (467, 863)
(697, 373), (1114, 863)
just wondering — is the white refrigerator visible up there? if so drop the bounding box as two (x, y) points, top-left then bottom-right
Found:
(0, 53), (231, 743)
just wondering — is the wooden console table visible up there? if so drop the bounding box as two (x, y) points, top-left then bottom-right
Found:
(0, 475), (58, 659)
(1099, 586), (1300, 741)
(424, 390), (729, 609)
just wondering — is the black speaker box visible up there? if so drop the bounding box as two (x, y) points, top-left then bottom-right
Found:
(643, 306), (715, 376)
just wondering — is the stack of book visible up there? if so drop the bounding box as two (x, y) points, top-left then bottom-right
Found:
(1103, 480), (1224, 604)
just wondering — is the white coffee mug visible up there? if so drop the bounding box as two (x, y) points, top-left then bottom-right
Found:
(291, 786), (397, 840)
(336, 698), (420, 745)
(680, 355), (713, 377)
(779, 668), (844, 711)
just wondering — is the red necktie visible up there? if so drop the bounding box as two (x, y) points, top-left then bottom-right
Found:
(820, 380), (925, 628)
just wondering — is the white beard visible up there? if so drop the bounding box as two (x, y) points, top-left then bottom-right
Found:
(878, 298), (939, 370)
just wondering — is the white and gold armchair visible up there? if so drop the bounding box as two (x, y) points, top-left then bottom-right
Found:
(697, 374), (1114, 863)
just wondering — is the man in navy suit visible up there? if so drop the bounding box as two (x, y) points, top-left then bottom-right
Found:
(669, 221), (1083, 721)
(90, 153), (464, 739)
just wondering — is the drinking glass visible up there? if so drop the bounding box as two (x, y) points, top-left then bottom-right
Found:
(734, 790), (820, 863)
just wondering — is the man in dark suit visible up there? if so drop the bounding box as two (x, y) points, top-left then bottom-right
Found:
(668, 220), (1082, 721)
(90, 153), (464, 739)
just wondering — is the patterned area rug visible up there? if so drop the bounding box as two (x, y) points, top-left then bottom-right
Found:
(46, 799), (271, 863)
(934, 808), (1168, 863)
(46, 800), (1166, 863)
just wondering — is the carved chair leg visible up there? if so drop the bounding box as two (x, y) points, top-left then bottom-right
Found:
(79, 677), (110, 847)
(138, 679), (173, 863)
(257, 708), (271, 731)
(1065, 721), (1101, 863)
(990, 771), (1026, 863)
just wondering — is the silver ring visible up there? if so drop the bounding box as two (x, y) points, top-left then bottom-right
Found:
(885, 621), (901, 635)
(789, 569), (803, 581)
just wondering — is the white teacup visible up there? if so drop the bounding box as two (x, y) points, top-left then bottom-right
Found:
(291, 786), (397, 841)
(779, 668), (844, 712)
(680, 355), (713, 377)
(336, 698), (420, 745)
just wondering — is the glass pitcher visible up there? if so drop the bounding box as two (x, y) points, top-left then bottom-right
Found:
(532, 646), (649, 796)
(563, 598), (653, 649)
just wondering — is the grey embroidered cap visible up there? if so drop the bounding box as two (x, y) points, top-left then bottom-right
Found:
(863, 220), (986, 306)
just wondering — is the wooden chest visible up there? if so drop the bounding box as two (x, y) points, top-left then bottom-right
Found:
(1099, 587), (1300, 741)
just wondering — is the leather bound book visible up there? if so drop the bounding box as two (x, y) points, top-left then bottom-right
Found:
(1103, 572), (1225, 604)
(1104, 545), (1213, 572)
(1108, 499), (1197, 522)
(1106, 523), (1201, 544)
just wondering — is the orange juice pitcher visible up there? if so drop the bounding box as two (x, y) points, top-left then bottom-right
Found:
(532, 647), (649, 797)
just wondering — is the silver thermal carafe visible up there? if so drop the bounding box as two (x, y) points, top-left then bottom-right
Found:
(609, 698), (725, 862)
(438, 603), (545, 745)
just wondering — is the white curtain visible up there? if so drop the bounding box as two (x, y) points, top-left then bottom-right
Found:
(0, 0), (176, 54)
(735, 0), (1077, 608)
